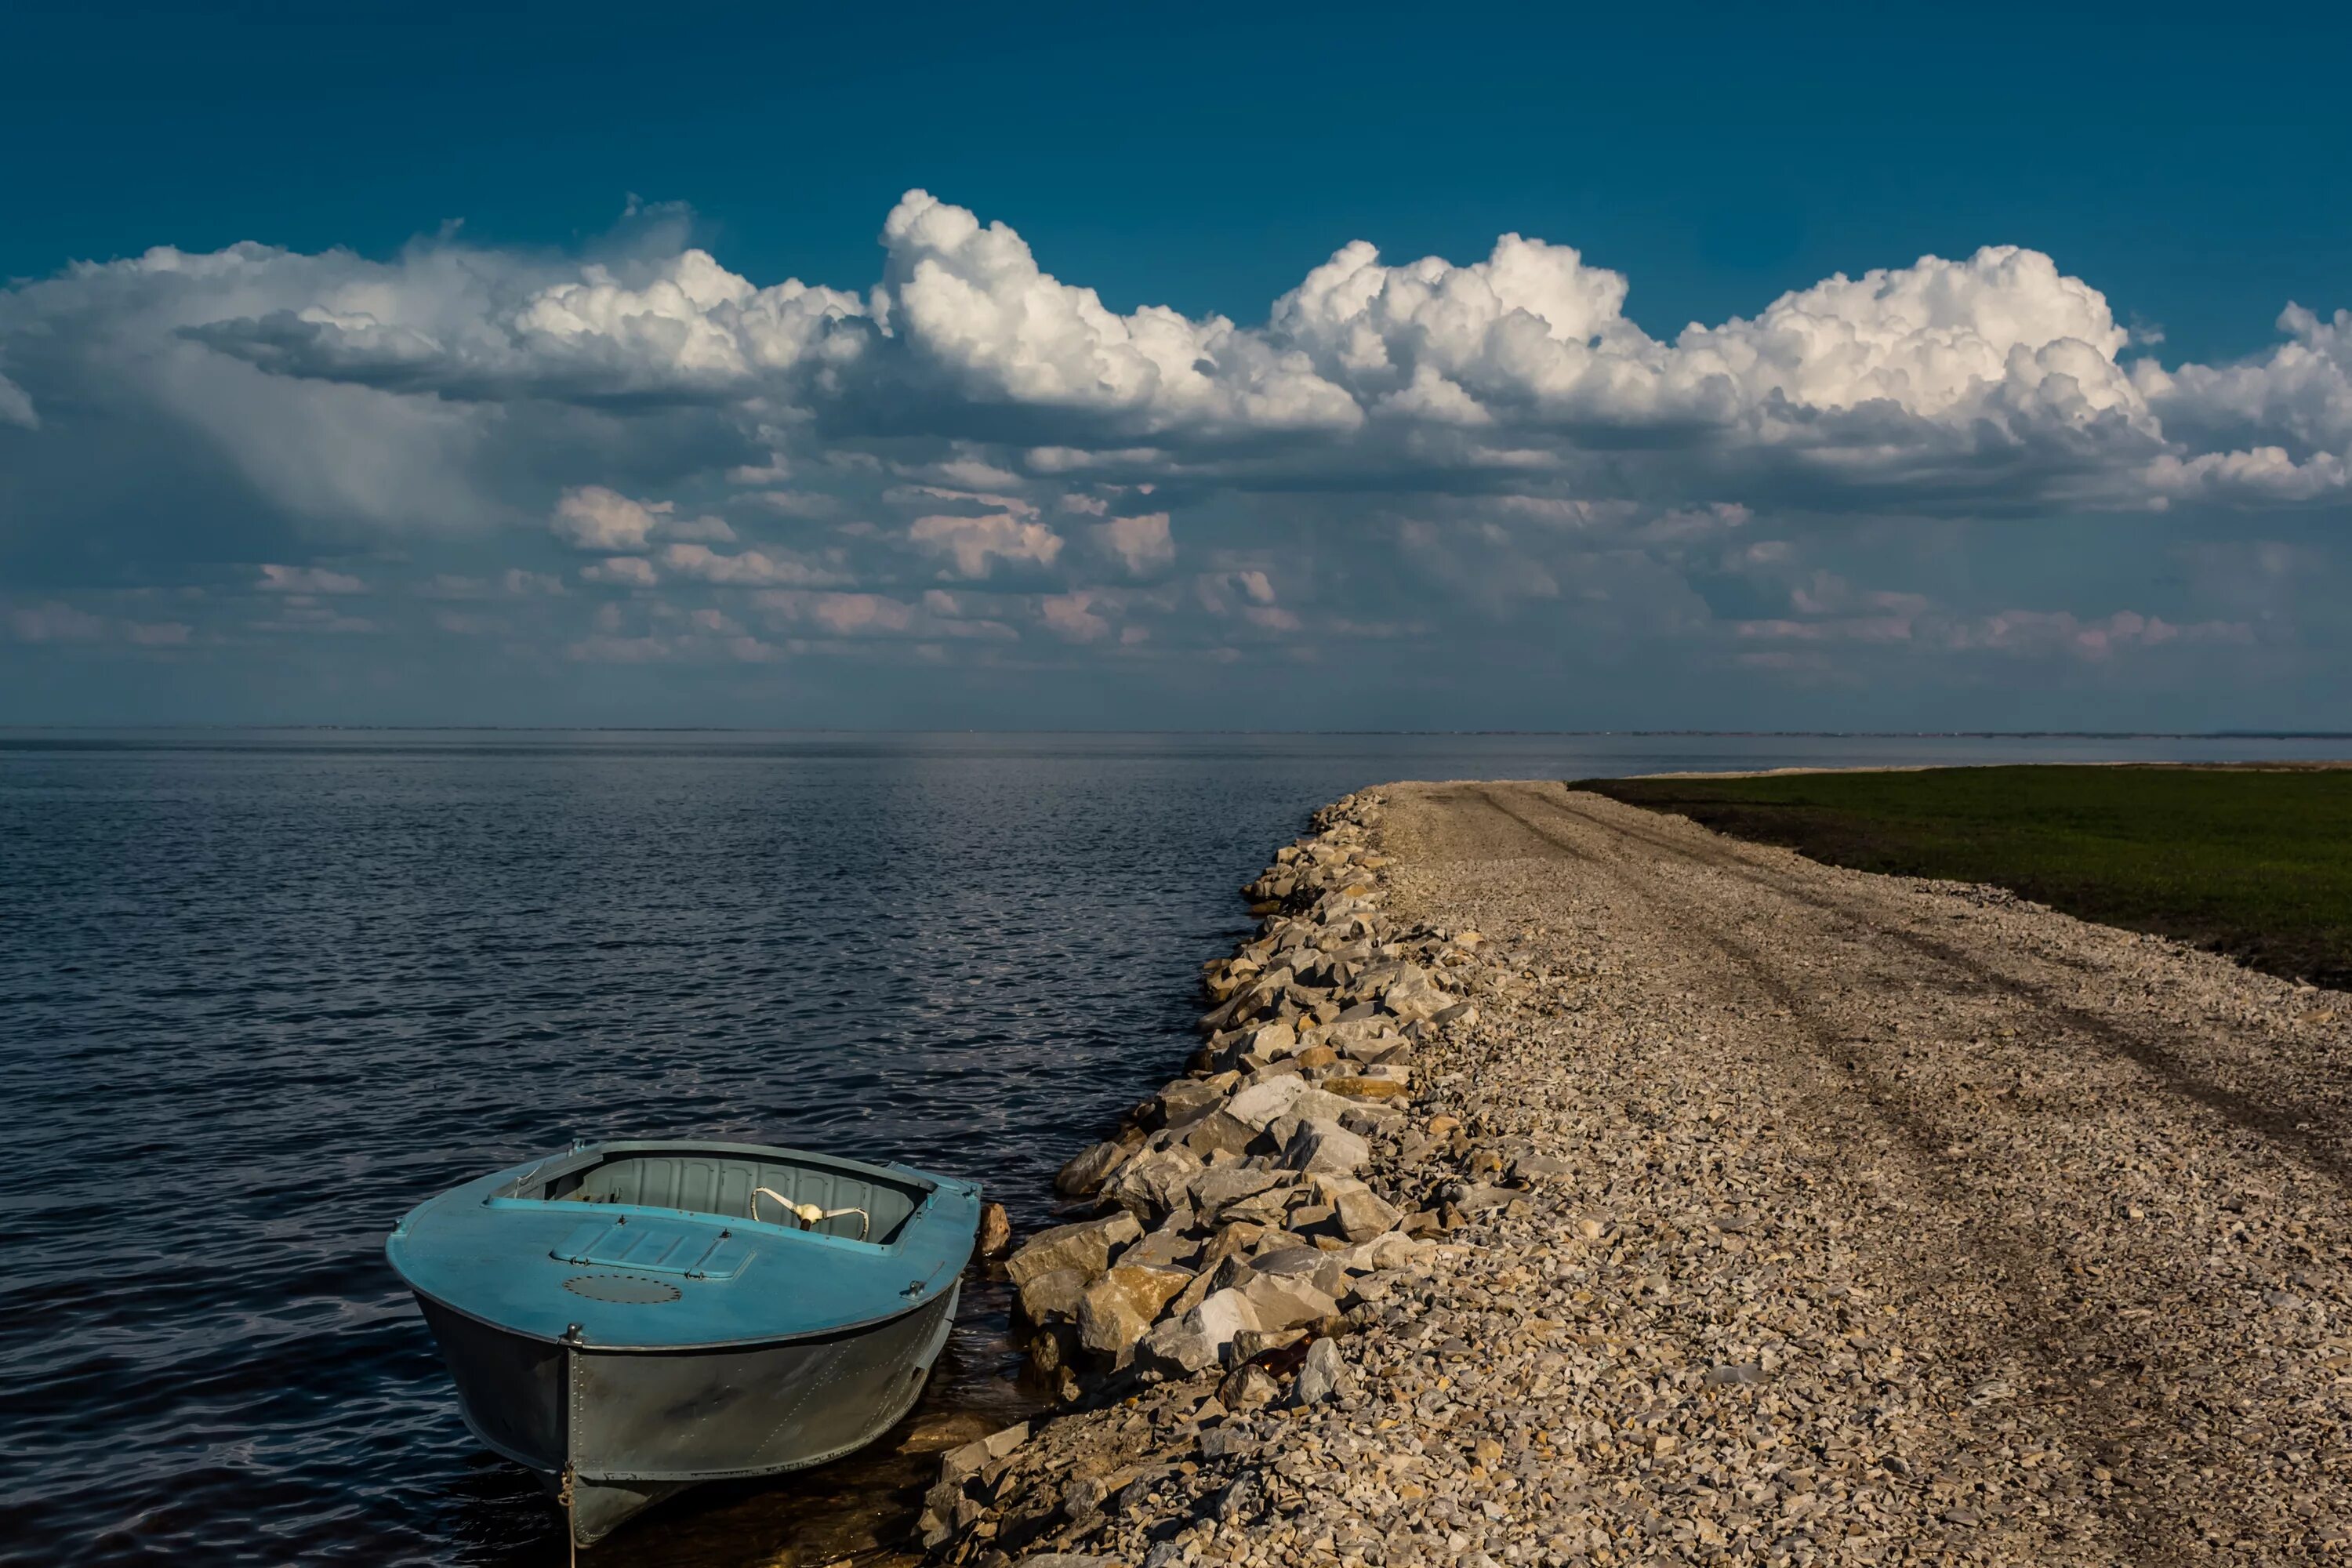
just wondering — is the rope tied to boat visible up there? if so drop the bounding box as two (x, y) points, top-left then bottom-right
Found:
(750, 1187), (870, 1240)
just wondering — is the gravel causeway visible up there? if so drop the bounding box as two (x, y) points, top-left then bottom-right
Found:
(920, 780), (2352, 1567)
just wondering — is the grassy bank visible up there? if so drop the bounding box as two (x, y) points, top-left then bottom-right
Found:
(1577, 765), (2352, 990)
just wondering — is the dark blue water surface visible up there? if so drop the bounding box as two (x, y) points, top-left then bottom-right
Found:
(9, 729), (2352, 1566)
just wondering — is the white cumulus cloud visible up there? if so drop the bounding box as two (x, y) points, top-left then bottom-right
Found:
(1092, 512), (1174, 576)
(907, 512), (1065, 578)
(660, 542), (841, 586)
(579, 556), (659, 587)
(552, 486), (670, 550)
(9, 191), (2349, 525)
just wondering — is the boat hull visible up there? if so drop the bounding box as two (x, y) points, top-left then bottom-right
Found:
(416, 1280), (961, 1546)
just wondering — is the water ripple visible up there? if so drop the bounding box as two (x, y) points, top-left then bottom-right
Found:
(9, 728), (2344, 1563)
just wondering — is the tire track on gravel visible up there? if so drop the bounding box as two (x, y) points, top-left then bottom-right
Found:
(1463, 782), (2217, 1563)
(1530, 787), (2352, 1192)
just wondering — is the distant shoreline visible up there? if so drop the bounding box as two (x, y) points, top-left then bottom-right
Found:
(1627, 758), (2352, 779)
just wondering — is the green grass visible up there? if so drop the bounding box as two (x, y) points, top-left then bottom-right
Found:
(1575, 765), (2352, 990)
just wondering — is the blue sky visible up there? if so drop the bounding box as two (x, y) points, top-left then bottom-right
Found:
(3, 0), (2349, 728)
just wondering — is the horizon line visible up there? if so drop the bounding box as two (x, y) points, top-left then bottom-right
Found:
(5, 725), (2352, 741)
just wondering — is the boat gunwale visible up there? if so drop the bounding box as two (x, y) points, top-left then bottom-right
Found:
(495, 1138), (942, 1219)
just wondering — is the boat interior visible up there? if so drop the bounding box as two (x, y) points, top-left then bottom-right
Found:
(501, 1148), (927, 1245)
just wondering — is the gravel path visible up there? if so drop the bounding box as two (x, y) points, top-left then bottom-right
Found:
(924, 782), (2352, 1567)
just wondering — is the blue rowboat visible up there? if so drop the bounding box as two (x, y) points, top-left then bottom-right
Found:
(387, 1138), (979, 1548)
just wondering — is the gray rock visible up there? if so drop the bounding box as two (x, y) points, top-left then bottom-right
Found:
(1198, 1424), (1255, 1461)
(1283, 1116), (1370, 1176)
(1180, 1109), (1260, 1159)
(1231, 1326), (1307, 1361)
(1103, 1144), (1203, 1220)
(1334, 1185), (1403, 1242)
(1240, 1272), (1339, 1330)
(1294, 1334), (1350, 1404)
(1381, 967), (1451, 1022)
(1246, 1245), (1327, 1278)
(1125, 1218), (1203, 1269)
(1152, 1077), (1227, 1129)
(1224, 1073), (1314, 1130)
(1216, 1360), (1281, 1408)
(1053, 1138), (1133, 1198)
(1444, 1181), (1517, 1212)
(1186, 1166), (1281, 1217)
(1189, 1286), (1261, 1358)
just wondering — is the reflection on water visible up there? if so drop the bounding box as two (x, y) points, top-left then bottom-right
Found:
(6, 730), (2347, 1565)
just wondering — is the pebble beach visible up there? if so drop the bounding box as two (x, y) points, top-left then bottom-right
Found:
(916, 780), (2352, 1568)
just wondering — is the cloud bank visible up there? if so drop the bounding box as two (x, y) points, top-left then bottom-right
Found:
(2, 191), (2346, 724)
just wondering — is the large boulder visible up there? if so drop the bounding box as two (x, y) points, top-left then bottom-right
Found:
(1186, 1167), (1280, 1218)
(1181, 1110), (1259, 1159)
(1004, 1210), (1142, 1288)
(1138, 1286), (1261, 1376)
(1152, 1077), (1228, 1130)
(1127, 1210), (1203, 1268)
(1016, 1266), (1090, 1323)
(1283, 1117), (1369, 1176)
(1319, 1018), (1399, 1059)
(1198, 1220), (1273, 1273)
(1214, 1184), (1298, 1229)
(1240, 1272), (1339, 1330)
(1200, 966), (1293, 1032)
(977, 1202), (1012, 1258)
(1334, 1186), (1403, 1242)
(1377, 964), (1450, 1022)
(1054, 1139), (1134, 1198)
(1226, 1073), (1354, 1134)
(1138, 1315), (1216, 1377)
(1102, 1145), (1203, 1221)
(1223, 1073), (1312, 1131)
(1240, 1019), (1297, 1062)
(1191, 1287), (1262, 1358)
(1076, 1264), (1194, 1353)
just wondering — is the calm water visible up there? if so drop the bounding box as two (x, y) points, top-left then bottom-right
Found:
(8, 730), (2351, 1566)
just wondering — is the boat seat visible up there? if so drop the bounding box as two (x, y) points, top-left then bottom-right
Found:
(558, 1152), (921, 1244)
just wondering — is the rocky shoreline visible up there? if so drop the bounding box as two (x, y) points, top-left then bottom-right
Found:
(917, 789), (1504, 1567)
(909, 779), (2352, 1568)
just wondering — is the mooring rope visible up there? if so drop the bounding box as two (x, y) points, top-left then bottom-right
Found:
(749, 1187), (870, 1240)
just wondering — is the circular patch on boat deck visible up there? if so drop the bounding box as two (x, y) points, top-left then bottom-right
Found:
(563, 1273), (682, 1304)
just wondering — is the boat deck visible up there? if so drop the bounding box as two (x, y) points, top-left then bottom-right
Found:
(387, 1140), (979, 1350)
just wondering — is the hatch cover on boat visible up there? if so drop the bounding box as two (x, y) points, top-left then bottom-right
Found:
(549, 1219), (753, 1280)
(563, 1273), (682, 1304)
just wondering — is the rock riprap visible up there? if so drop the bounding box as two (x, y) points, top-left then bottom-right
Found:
(920, 791), (1504, 1562)
(919, 781), (2352, 1567)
